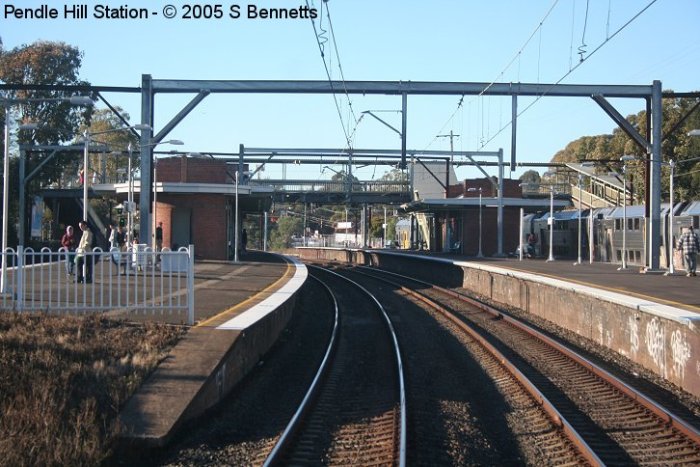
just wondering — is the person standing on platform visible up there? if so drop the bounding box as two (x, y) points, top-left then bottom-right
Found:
(76, 220), (94, 284)
(61, 225), (77, 276)
(241, 228), (247, 254)
(108, 223), (117, 250)
(155, 221), (163, 251)
(677, 225), (700, 277)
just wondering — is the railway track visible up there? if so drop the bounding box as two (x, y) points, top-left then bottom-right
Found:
(264, 266), (406, 466)
(349, 264), (700, 465)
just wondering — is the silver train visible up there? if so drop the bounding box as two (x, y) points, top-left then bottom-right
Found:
(521, 201), (700, 266)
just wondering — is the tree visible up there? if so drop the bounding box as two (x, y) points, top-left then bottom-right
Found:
(519, 170), (541, 184)
(269, 215), (303, 250)
(0, 41), (93, 246)
(549, 95), (700, 201)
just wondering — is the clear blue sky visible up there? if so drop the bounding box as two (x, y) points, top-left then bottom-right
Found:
(2, 0), (699, 181)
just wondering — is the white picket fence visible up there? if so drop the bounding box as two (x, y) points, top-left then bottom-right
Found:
(0, 245), (195, 324)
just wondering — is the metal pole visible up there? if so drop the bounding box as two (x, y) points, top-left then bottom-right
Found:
(623, 168), (628, 269)
(519, 208), (524, 261)
(384, 206), (387, 246)
(83, 131), (89, 221)
(1, 105), (10, 293)
(547, 187), (555, 262)
(264, 211), (268, 252)
(575, 174), (582, 265)
(19, 148), (25, 247)
(303, 202), (307, 247)
(496, 148), (504, 256)
(589, 199), (594, 264)
(127, 144), (133, 245)
(667, 160), (675, 275)
(477, 189), (483, 257)
(152, 156), (157, 249)
(234, 174), (239, 262)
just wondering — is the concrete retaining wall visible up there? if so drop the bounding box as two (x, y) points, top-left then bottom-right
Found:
(181, 297), (296, 425)
(297, 248), (700, 398)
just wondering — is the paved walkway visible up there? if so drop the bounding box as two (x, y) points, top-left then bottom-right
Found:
(119, 251), (301, 447)
(442, 253), (700, 313)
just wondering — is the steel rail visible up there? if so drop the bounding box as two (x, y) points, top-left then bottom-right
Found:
(263, 273), (340, 467)
(358, 265), (700, 449)
(313, 265), (407, 467)
(353, 266), (603, 466)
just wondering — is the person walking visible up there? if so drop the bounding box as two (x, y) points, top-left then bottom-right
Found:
(155, 221), (163, 251)
(60, 225), (77, 276)
(677, 225), (700, 277)
(108, 223), (117, 250)
(76, 220), (94, 284)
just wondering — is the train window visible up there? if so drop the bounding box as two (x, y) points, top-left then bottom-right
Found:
(615, 219), (621, 230)
(694, 217), (699, 229)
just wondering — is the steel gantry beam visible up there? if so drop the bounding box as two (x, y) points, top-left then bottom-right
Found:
(0, 77), (664, 267)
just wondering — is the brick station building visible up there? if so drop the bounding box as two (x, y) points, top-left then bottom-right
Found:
(153, 155), (271, 260)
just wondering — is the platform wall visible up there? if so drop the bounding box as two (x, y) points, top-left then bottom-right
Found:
(296, 248), (700, 398)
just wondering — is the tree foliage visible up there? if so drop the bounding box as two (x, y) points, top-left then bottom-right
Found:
(269, 215), (303, 250)
(549, 96), (700, 202)
(519, 170), (541, 184)
(0, 41), (93, 246)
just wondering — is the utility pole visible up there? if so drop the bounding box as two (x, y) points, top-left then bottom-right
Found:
(436, 130), (460, 163)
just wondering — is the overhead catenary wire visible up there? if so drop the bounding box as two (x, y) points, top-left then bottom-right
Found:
(423, 0), (561, 151)
(476, 0), (660, 152)
(305, 0), (356, 152)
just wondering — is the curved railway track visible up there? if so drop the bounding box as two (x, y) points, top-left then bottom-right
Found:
(264, 266), (406, 466)
(348, 264), (700, 465)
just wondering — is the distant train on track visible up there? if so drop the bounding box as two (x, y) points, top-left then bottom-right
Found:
(520, 200), (700, 267)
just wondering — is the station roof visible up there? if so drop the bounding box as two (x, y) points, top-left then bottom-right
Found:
(401, 196), (571, 213)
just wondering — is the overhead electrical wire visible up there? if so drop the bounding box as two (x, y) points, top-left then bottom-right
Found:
(476, 0), (660, 151)
(305, 0), (356, 152)
(423, 0), (560, 151)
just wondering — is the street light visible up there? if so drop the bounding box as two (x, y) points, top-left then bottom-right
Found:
(574, 174), (583, 265)
(468, 187), (483, 257)
(618, 155), (636, 270)
(547, 185), (555, 262)
(667, 159), (676, 275)
(150, 140), (184, 249)
(232, 170), (250, 262)
(2, 95), (92, 294)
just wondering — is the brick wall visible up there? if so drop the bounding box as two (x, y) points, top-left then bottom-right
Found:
(157, 194), (228, 260)
(157, 156), (228, 184)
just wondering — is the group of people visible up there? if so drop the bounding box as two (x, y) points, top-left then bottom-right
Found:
(60, 220), (94, 284)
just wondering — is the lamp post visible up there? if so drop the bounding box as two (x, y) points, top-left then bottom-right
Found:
(468, 187), (483, 257)
(618, 155), (635, 270)
(574, 174), (583, 265)
(547, 185), (555, 262)
(234, 170), (240, 262)
(667, 159), (676, 275)
(149, 140), (183, 249)
(1, 95), (91, 294)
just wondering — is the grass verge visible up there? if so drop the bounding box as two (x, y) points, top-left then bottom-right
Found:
(0, 312), (185, 466)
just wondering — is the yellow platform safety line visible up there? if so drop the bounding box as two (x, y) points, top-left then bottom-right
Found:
(496, 265), (700, 314)
(196, 262), (293, 328)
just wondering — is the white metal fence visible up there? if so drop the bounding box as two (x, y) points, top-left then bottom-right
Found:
(0, 245), (195, 324)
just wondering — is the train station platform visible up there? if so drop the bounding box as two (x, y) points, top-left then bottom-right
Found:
(460, 255), (700, 316)
(295, 247), (700, 399)
(119, 252), (307, 448)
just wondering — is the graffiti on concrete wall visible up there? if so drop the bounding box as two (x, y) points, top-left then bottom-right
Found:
(645, 318), (667, 378)
(628, 316), (640, 356)
(670, 330), (691, 382)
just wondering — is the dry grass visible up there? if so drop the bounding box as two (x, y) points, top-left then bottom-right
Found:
(0, 312), (185, 466)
